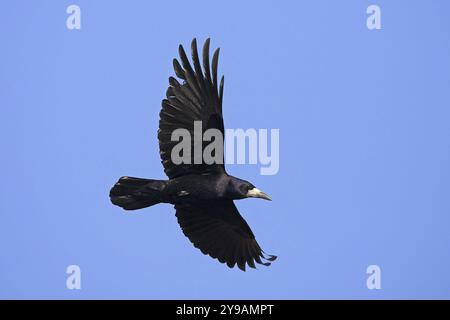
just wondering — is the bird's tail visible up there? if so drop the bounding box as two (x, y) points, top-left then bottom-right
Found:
(109, 176), (167, 210)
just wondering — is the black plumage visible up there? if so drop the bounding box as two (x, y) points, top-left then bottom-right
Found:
(110, 38), (276, 271)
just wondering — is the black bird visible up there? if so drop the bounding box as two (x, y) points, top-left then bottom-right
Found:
(110, 38), (276, 271)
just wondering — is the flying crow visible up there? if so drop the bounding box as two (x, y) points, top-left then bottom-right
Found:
(110, 38), (276, 271)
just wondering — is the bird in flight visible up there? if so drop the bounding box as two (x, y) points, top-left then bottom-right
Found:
(110, 38), (276, 271)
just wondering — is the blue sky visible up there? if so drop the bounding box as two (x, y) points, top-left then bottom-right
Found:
(1, 0), (450, 299)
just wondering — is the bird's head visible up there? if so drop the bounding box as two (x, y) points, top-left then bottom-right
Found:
(227, 177), (272, 201)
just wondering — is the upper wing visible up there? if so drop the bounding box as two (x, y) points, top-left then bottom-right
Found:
(158, 38), (225, 179)
(175, 200), (277, 271)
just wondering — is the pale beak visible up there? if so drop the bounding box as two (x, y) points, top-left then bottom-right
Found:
(246, 188), (272, 201)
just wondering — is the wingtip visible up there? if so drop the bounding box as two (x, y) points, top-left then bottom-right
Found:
(262, 251), (278, 262)
(172, 58), (185, 79)
(203, 38), (211, 51)
(178, 44), (186, 58)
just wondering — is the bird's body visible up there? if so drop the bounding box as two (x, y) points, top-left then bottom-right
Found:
(166, 174), (230, 203)
(110, 38), (276, 271)
(113, 174), (267, 205)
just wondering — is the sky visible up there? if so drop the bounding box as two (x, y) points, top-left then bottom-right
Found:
(1, 0), (450, 299)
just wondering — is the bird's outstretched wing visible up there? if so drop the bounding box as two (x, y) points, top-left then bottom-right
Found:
(159, 38), (225, 179)
(175, 200), (277, 271)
